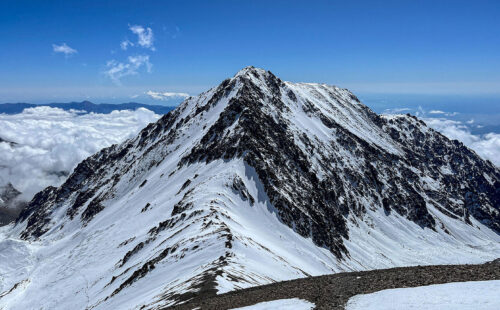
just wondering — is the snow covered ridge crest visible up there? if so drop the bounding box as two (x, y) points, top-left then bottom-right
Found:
(3, 66), (500, 309)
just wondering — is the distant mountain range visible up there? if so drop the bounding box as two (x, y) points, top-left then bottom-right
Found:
(0, 101), (175, 115)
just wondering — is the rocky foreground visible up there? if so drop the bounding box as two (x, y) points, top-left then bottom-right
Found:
(169, 260), (500, 310)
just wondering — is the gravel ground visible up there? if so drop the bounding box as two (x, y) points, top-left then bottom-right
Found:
(166, 260), (500, 310)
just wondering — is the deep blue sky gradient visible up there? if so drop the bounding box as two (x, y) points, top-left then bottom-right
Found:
(1, 0), (499, 104)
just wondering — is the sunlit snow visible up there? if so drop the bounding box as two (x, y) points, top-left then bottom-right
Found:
(346, 280), (500, 310)
(230, 298), (315, 310)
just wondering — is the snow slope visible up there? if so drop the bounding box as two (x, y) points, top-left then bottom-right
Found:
(0, 160), (338, 309)
(1, 67), (499, 309)
(230, 298), (315, 310)
(345, 280), (500, 310)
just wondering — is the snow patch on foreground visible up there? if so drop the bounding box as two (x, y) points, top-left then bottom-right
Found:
(230, 298), (315, 310)
(346, 280), (500, 310)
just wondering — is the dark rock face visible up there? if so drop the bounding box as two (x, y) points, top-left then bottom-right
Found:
(0, 183), (25, 225)
(17, 66), (500, 262)
(181, 76), (350, 257)
(231, 176), (255, 205)
(381, 114), (500, 232)
(179, 68), (500, 257)
(0, 137), (17, 147)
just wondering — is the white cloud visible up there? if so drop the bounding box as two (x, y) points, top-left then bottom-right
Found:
(120, 39), (134, 50)
(129, 25), (155, 50)
(128, 55), (152, 72)
(415, 107), (458, 118)
(104, 55), (152, 84)
(52, 43), (77, 56)
(146, 90), (190, 100)
(383, 108), (411, 114)
(0, 107), (160, 201)
(423, 117), (500, 166)
(429, 110), (445, 114)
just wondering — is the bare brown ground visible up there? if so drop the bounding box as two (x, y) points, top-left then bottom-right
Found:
(166, 260), (500, 310)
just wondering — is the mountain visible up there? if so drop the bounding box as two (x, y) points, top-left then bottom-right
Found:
(1, 67), (499, 309)
(0, 137), (17, 146)
(0, 183), (25, 226)
(0, 101), (175, 115)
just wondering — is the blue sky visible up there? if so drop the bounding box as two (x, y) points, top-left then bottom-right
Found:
(1, 0), (500, 104)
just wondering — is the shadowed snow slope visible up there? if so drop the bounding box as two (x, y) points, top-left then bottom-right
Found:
(1, 67), (499, 309)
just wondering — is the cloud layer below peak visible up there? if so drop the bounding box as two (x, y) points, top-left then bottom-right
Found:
(0, 107), (160, 201)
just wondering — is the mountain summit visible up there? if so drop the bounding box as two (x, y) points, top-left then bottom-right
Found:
(1, 67), (499, 309)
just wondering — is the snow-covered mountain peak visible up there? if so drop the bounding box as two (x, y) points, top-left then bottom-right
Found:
(234, 65), (267, 77)
(1, 67), (499, 309)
